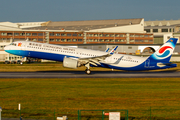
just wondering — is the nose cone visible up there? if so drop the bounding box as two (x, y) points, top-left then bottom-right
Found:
(4, 46), (8, 51)
(4, 46), (7, 50)
(4, 45), (10, 52)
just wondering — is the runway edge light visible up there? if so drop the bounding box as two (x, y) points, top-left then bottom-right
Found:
(18, 103), (21, 110)
(18, 104), (22, 120)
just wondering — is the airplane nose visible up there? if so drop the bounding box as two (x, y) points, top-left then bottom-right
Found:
(4, 46), (7, 50)
(4, 45), (9, 51)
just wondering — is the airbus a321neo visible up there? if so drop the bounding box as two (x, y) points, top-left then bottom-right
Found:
(4, 38), (178, 74)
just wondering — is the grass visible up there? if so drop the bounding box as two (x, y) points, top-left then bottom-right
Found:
(1, 78), (180, 120)
(0, 62), (180, 120)
(0, 62), (111, 72)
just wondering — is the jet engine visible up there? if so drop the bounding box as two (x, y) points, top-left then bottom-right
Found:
(63, 57), (80, 69)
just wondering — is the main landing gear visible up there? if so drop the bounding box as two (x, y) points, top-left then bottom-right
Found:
(85, 63), (91, 75)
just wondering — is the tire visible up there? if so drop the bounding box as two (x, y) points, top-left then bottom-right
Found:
(85, 69), (91, 75)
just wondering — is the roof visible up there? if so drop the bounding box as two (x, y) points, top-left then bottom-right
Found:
(0, 22), (21, 30)
(0, 21), (46, 30)
(144, 19), (180, 27)
(24, 18), (143, 31)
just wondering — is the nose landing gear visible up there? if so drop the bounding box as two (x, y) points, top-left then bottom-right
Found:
(85, 63), (91, 75)
(85, 69), (91, 75)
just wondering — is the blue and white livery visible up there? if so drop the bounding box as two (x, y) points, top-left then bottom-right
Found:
(4, 38), (178, 74)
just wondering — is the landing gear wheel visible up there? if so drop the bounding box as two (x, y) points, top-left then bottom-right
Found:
(85, 63), (91, 75)
(85, 69), (91, 75)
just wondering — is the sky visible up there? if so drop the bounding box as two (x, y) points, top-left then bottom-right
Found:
(0, 0), (180, 23)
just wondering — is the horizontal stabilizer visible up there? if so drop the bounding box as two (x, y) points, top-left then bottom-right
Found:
(157, 62), (177, 67)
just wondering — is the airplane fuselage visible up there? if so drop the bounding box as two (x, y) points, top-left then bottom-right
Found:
(4, 40), (176, 72)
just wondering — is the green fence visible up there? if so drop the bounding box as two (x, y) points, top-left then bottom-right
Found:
(78, 109), (128, 120)
(2, 107), (180, 120)
(1, 108), (77, 120)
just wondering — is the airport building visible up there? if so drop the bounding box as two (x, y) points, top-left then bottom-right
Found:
(0, 18), (180, 62)
(144, 19), (180, 44)
(0, 18), (154, 46)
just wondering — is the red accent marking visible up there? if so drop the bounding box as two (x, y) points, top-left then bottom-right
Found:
(159, 46), (172, 53)
(18, 43), (22, 47)
(105, 113), (109, 116)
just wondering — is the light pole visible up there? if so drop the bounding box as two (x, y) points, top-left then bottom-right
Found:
(0, 107), (2, 120)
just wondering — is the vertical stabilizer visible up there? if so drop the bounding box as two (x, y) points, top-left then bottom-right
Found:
(148, 38), (178, 62)
(109, 46), (118, 55)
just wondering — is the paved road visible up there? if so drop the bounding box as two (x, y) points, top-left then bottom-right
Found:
(0, 70), (180, 78)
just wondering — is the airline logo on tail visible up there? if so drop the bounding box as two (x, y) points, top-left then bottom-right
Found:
(155, 45), (173, 59)
(109, 46), (118, 55)
(149, 38), (177, 61)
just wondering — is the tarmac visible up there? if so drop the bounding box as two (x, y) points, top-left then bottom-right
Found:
(0, 70), (180, 78)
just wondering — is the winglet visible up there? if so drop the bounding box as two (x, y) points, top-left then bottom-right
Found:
(109, 46), (118, 55)
(105, 48), (110, 52)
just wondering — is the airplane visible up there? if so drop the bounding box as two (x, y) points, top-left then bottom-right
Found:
(4, 38), (178, 74)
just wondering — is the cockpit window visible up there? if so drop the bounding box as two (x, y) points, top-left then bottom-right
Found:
(10, 43), (17, 46)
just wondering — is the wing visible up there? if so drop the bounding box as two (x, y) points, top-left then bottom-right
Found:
(77, 54), (111, 66)
(76, 46), (118, 66)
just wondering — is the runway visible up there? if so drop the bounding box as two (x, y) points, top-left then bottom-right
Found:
(0, 70), (180, 78)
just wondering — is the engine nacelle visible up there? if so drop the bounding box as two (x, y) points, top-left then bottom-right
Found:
(63, 57), (79, 69)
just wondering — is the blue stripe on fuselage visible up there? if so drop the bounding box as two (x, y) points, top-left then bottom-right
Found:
(99, 60), (176, 71)
(5, 50), (77, 61)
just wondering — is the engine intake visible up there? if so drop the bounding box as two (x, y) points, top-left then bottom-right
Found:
(63, 57), (79, 69)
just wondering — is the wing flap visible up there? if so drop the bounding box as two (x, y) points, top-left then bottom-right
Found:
(77, 46), (118, 66)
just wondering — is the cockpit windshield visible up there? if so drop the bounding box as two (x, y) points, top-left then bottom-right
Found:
(9, 43), (17, 46)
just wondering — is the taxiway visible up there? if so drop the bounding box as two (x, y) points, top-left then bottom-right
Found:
(0, 71), (180, 78)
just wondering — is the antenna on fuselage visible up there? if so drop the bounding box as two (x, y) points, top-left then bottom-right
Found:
(10, 38), (14, 43)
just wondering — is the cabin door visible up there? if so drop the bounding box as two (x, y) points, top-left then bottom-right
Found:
(145, 59), (150, 68)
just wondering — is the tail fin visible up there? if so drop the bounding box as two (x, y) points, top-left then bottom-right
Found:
(109, 46), (118, 55)
(148, 38), (178, 62)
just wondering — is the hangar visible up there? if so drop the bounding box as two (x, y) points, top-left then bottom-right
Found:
(0, 18), (153, 45)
